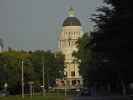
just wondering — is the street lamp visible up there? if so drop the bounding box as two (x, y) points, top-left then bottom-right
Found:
(42, 59), (45, 96)
(21, 60), (32, 98)
(21, 60), (24, 98)
(28, 81), (34, 98)
(4, 82), (8, 93)
(64, 71), (67, 96)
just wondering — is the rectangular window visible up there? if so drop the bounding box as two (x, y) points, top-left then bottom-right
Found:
(72, 80), (76, 86)
(71, 71), (75, 77)
(69, 41), (70, 46)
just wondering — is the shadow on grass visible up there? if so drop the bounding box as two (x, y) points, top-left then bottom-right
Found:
(0, 95), (69, 100)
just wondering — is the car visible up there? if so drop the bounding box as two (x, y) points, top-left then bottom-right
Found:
(0, 90), (9, 96)
(77, 88), (91, 96)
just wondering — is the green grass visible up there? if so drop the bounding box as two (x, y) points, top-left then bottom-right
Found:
(0, 95), (68, 100)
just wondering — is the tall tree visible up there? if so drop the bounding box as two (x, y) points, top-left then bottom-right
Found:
(0, 50), (65, 94)
(0, 50), (33, 94)
(73, 33), (92, 86)
(30, 50), (64, 91)
(91, 0), (133, 94)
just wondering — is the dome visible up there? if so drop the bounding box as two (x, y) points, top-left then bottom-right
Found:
(62, 7), (81, 26)
(63, 17), (81, 26)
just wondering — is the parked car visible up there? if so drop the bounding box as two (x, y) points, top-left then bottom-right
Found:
(0, 90), (9, 96)
(77, 88), (91, 96)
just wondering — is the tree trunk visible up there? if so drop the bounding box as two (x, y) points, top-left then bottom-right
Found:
(107, 83), (111, 94)
(121, 80), (126, 96)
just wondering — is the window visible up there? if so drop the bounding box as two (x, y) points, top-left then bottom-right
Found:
(64, 72), (67, 77)
(71, 71), (75, 77)
(72, 80), (76, 86)
(69, 41), (70, 46)
(77, 80), (80, 84)
(69, 32), (71, 36)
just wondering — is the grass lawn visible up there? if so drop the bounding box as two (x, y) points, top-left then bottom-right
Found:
(0, 95), (69, 100)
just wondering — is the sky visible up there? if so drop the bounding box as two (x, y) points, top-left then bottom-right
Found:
(0, 0), (103, 51)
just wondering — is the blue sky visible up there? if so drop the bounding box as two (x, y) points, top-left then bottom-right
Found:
(0, 0), (103, 51)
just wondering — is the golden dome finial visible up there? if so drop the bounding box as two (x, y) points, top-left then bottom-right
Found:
(68, 6), (75, 17)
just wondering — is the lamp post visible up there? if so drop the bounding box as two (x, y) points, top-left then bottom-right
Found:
(42, 60), (45, 96)
(64, 71), (67, 96)
(21, 60), (24, 98)
(28, 81), (34, 98)
(4, 83), (8, 93)
(21, 60), (33, 98)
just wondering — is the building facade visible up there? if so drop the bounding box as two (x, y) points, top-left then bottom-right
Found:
(58, 7), (83, 88)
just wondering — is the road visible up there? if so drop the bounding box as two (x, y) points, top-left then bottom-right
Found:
(71, 96), (132, 100)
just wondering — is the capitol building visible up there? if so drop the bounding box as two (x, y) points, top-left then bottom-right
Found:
(58, 7), (83, 88)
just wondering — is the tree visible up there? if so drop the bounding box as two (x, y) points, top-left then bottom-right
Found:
(0, 38), (4, 50)
(0, 49), (64, 94)
(91, 0), (133, 94)
(30, 50), (64, 91)
(73, 33), (92, 86)
(55, 51), (65, 79)
(0, 50), (33, 94)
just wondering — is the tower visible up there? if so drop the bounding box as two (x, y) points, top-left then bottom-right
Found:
(58, 7), (83, 88)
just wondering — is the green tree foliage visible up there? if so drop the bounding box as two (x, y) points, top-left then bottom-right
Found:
(30, 50), (64, 90)
(0, 50), (64, 94)
(73, 33), (92, 86)
(55, 52), (65, 79)
(0, 50), (33, 94)
(73, 0), (133, 94)
(91, 0), (133, 94)
(0, 38), (4, 49)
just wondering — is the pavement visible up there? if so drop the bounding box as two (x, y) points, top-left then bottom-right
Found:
(71, 96), (133, 100)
